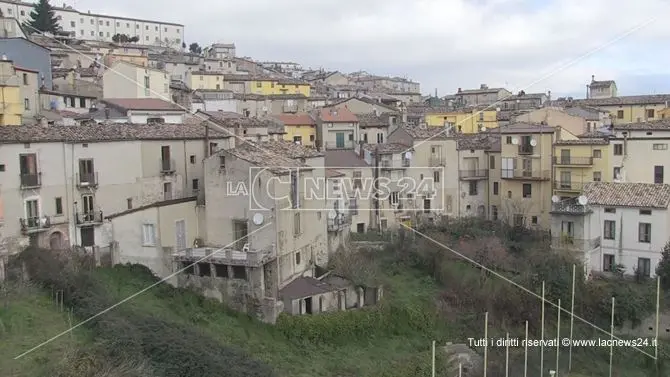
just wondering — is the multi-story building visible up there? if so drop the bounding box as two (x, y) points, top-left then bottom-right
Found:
(149, 52), (200, 82)
(552, 138), (611, 199)
(274, 113), (316, 146)
(499, 91), (548, 111)
(202, 57), (237, 74)
(0, 36), (52, 89)
(314, 107), (360, 150)
(609, 120), (670, 184)
(550, 182), (670, 278)
(352, 75), (420, 94)
(487, 123), (554, 229)
(204, 43), (236, 59)
(453, 85), (512, 106)
(0, 122), (230, 254)
(516, 106), (610, 136)
(0, 0), (184, 46)
(324, 149), (373, 233)
(575, 94), (670, 124)
(0, 58), (24, 125)
(101, 43), (150, 68)
(102, 61), (170, 99)
(586, 76), (617, 99)
(424, 107), (498, 133)
(357, 111), (398, 145)
(196, 110), (285, 142)
(456, 135), (496, 217)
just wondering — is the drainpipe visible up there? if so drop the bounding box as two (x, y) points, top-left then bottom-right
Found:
(61, 142), (71, 246)
(183, 139), (188, 196)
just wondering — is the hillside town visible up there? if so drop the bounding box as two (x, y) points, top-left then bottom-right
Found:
(1, 0), (670, 330)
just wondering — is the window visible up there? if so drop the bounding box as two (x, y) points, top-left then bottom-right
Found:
(522, 183), (531, 198)
(593, 149), (602, 158)
(531, 216), (538, 225)
(90, 19), (94, 24)
(390, 192), (399, 205)
(468, 181), (477, 195)
(433, 170), (440, 183)
(190, 155), (196, 164)
(491, 205), (498, 221)
(80, 226), (95, 247)
(654, 166), (664, 184)
(505, 136), (512, 144)
(127, 198), (132, 209)
(163, 182), (172, 200)
(603, 254), (615, 272)
(232, 266), (247, 280)
(0, 164), (4, 171)
(604, 207), (616, 213)
(295, 252), (301, 265)
(22, 73), (27, 85)
(593, 171), (602, 181)
(142, 224), (156, 246)
(293, 212), (301, 236)
(647, 109), (655, 118)
(290, 170), (299, 209)
(613, 167), (621, 180)
(513, 214), (524, 227)
(116, 22), (119, 27)
(613, 144), (623, 155)
(55, 197), (63, 215)
(638, 258), (651, 277)
(24, 98), (29, 110)
(603, 220), (616, 240)
(79, 98), (85, 108)
(90, 31), (94, 36)
(640, 209), (652, 215)
(617, 110), (624, 119)
(376, 133), (384, 143)
(653, 144), (668, 150)
(209, 142), (218, 154)
(489, 155), (495, 169)
(493, 182), (499, 195)
(638, 223), (651, 243)
(99, 32), (103, 37)
(192, 179), (199, 191)
(219, 156), (226, 169)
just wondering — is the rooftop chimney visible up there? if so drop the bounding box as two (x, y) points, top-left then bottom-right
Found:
(457, 88), (462, 93)
(591, 74), (595, 83)
(480, 84), (488, 90)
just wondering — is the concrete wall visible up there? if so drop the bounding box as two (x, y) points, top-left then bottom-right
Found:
(0, 38), (52, 89)
(103, 61), (170, 99)
(611, 130), (670, 184)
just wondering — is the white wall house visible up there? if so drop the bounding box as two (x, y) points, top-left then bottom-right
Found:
(0, 0), (184, 46)
(550, 182), (670, 278)
(103, 61), (170, 100)
(609, 120), (670, 184)
(97, 98), (186, 124)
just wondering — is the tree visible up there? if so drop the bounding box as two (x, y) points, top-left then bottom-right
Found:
(112, 33), (130, 43)
(128, 36), (139, 43)
(182, 42), (186, 50)
(656, 241), (670, 290)
(189, 42), (202, 54)
(24, 0), (59, 34)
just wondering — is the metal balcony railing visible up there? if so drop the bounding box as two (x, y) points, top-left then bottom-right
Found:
(553, 181), (587, 191)
(160, 159), (176, 173)
(429, 155), (445, 166)
(459, 169), (489, 179)
(174, 245), (275, 268)
(550, 198), (592, 215)
(20, 172), (41, 189)
(77, 172), (98, 188)
(19, 216), (50, 234)
(500, 169), (550, 180)
(553, 156), (593, 165)
(76, 210), (104, 225)
(518, 144), (533, 154)
(325, 140), (355, 150)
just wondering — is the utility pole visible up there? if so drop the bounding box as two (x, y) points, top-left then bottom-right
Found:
(373, 145), (380, 230)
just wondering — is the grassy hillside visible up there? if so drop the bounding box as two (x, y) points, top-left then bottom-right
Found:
(1, 218), (668, 376)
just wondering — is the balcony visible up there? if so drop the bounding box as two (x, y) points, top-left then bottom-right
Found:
(76, 172), (98, 188)
(282, 104), (298, 113)
(518, 144), (533, 155)
(500, 169), (550, 180)
(20, 173), (41, 189)
(19, 216), (50, 234)
(327, 213), (351, 232)
(553, 181), (586, 192)
(550, 199), (592, 215)
(76, 210), (103, 226)
(160, 159), (176, 174)
(381, 159), (410, 170)
(325, 140), (355, 150)
(459, 169), (489, 180)
(429, 155), (445, 166)
(174, 245), (275, 268)
(553, 156), (593, 166)
(552, 236), (601, 251)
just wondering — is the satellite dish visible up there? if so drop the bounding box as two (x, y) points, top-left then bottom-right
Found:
(480, 126), (487, 132)
(551, 195), (559, 203)
(252, 213), (264, 225)
(578, 195), (588, 205)
(327, 210), (337, 219)
(404, 151), (412, 159)
(511, 137), (519, 145)
(530, 139), (537, 147)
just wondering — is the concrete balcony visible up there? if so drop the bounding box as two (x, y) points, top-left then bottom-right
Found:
(76, 172), (99, 189)
(553, 156), (593, 166)
(553, 181), (587, 192)
(459, 169), (489, 180)
(500, 169), (550, 181)
(76, 210), (103, 226)
(20, 172), (41, 189)
(173, 245), (275, 267)
(19, 216), (50, 235)
(160, 158), (176, 174)
(550, 199), (592, 215)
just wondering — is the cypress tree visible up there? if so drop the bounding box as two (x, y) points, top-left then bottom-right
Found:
(25, 0), (60, 34)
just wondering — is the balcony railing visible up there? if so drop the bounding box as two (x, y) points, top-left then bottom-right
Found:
(76, 172), (99, 188)
(550, 198), (592, 215)
(553, 181), (587, 192)
(20, 173), (41, 189)
(429, 155), (446, 166)
(76, 210), (103, 225)
(552, 236), (601, 251)
(160, 159), (176, 174)
(553, 156), (593, 166)
(459, 169), (489, 179)
(19, 216), (50, 234)
(325, 140), (355, 150)
(518, 144), (533, 154)
(500, 169), (550, 180)
(174, 245), (275, 268)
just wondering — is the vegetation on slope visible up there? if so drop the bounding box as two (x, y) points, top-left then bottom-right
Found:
(1, 217), (668, 376)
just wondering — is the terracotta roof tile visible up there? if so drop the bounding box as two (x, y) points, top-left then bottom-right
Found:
(101, 98), (183, 111)
(613, 119), (670, 131)
(554, 138), (609, 145)
(583, 182), (670, 209)
(274, 113), (315, 126)
(318, 107), (358, 123)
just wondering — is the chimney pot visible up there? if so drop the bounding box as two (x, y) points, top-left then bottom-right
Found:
(457, 88), (462, 93)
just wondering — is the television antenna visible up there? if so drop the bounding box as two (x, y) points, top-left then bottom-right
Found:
(252, 213), (265, 225)
(530, 139), (537, 146)
(551, 195), (559, 203)
(511, 137), (519, 145)
(577, 195), (588, 206)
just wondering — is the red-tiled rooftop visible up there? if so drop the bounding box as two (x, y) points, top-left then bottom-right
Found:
(101, 98), (184, 111)
(318, 107), (358, 123)
(274, 113), (315, 125)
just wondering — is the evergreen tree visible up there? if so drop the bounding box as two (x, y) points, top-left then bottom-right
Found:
(25, 0), (59, 34)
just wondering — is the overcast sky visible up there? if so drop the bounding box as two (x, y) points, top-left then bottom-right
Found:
(69, 0), (670, 97)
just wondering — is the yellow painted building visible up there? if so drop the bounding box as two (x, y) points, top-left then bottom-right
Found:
(186, 71), (226, 90)
(250, 78), (311, 97)
(104, 52), (149, 68)
(0, 60), (23, 126)
(425, 108), (497, 133)
(275, 113), (316, 146)
(579, 96), (670, 124)
(552, 139), (611, 199)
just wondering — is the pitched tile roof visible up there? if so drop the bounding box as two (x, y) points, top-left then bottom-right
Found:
(574, 94), (670, 106)
(273, 113), (315, 126)
(279, 276), (337, 300)
(101, 98), (184, 111)
(613, 119), (670, 131)
(223, 141), (310, 175)
(402, 125), (449, 139)
(492, 122), (556, 134)
(324, 150), (369, 168)
(0, 123), (230, 144)
(362, 142), (411, 154)
(554, 138), (609, 145)
(318, 107), (358, 123)
(326, 169), (345, 178)
(357, 112), (393, 128)
(199, 110), (285, 133)
(456, 134), (500, 150)
(256, 140), (323, 158)
(583, 182), (670, 209)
